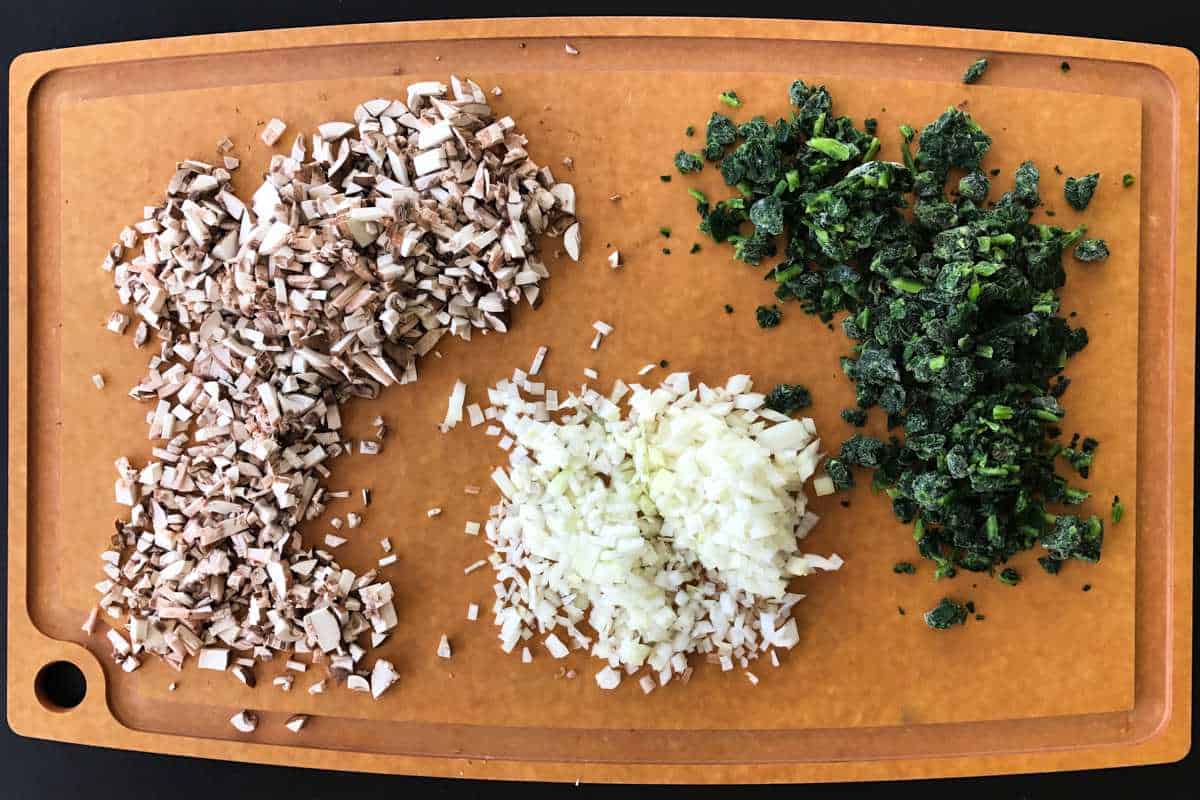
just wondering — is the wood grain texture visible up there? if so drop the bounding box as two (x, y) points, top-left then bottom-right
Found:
(7, 17), (1196, 783)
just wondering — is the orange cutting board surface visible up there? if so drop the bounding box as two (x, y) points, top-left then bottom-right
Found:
(7, 18), (1196, 783)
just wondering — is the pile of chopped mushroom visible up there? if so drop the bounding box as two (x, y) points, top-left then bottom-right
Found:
(91, 76), (579, 704)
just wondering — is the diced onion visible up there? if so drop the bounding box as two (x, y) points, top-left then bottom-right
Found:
(477, 371), (842, 690)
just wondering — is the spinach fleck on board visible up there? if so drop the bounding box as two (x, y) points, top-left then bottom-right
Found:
(756, 305), (782, 329)
(719, 90), (742, 108)
(1065, 172), (1100, 210)
(1111, 495), (1125, 524)
(764, 383), (812, 414)
(924, 597), (968, 629)
(962, 58), (989, 84)
(674, 150), (703, 174)
(1074, 238), (1110, 262)
(998, 567), (1021, 586)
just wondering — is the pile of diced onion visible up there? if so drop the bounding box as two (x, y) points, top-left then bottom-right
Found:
(482, 371), (843, 691)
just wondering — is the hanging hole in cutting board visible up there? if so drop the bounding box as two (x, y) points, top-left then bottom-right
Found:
(34, 661), (87, 712)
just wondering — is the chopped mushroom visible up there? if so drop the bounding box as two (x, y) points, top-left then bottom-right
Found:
(197, 648), (229, 671)
(529, 345), (548, 376)
(436, 634), (452, 659)
(564, 43), (579, 55)
(563, 223), (581, 261)
(285, 714), (309, 733)
(259, 118), (287, 146)
(91, 374), (105, 389)
(230, 665), (256, 687)
(230, 710), (258, 733)
(370, 658), (399, 698)
(105, 312), (129, 335)
(91, 79), (575, 684)
(607, 250), (621, 269)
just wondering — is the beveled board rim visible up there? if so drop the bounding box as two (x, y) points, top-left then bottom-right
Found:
(7, 17), (1195, 783)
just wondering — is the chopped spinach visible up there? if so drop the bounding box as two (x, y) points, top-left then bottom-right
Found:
(1074, 238), (1109, 262)
(756, 305), (782, 329)
(764, 383), (812, 414)
(841, 408), (868, 427)
(963, 58), (989, 84)
(676, 82), (1114, 584)
(1038, 556), (1062, 574)
(924, 597), (968, 629)
(1064, 172), (1100, 210)
(674, 151), (703, 174)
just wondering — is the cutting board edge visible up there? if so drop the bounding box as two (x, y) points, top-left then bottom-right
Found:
(7, 17), (1195, 783)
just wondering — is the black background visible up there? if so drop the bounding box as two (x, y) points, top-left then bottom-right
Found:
(1, 1), (1196, 797)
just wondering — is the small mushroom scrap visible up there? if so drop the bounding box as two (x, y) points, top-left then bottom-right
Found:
(230, 710), (258, 733)
(370, 658), (399, 699)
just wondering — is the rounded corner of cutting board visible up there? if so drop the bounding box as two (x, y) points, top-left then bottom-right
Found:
(5, 619), (121, 740)
(8, 50), (63, 107)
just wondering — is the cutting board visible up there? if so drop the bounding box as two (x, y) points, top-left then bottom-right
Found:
(7, 17), (1195, 783)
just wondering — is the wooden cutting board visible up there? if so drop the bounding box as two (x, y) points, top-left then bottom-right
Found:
(7, 17), (1195, 783)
